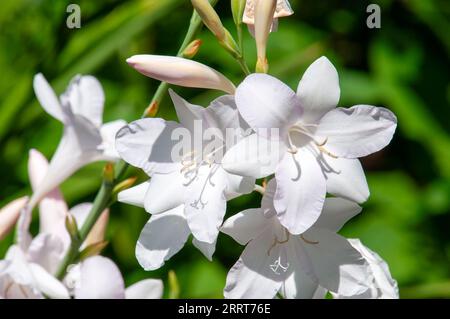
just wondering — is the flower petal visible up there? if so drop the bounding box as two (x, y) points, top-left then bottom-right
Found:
(235, 74), (302, 139)
(274, 150), (326, 235)
(348, 239), (399, 299)
(117, 181), (150, 208)
(225, 173), (255, 200)
(136, 205), (189, 271)
(280, 239), (321, 299)
(204, 94), (250, 137)
(75, 256), (125, 299)
(29, 263), (70, 299)
(224, 230), (287, 299)
(61, 75), (104, 128)
(28, 149), (69, 240)
(125, 279), (163, 299)
(27, 116), (104, 211)
(127, 55), (236, 94)
(99, 120), (127, 160)
(115, 118), (182, 175)
(316, 105), (397, 158)
(192, 238), (216, 261)
(144, 169), (186, 214)
(321, 155), (369, 203)
(184, 166), (227, 244)
(301, 228), (370, 296)
(221, 208), (269, 245)
(33, 73), (65, 123)
(222, 134), (285, 179)
(27, 234), (65, 275)
(312, 198), (362, 233)
(296, 57), (340, 123)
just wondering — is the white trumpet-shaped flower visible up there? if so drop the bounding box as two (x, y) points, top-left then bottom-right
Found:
(19, 74), (126, 247)
(221, 179), (370, 299)
(116, 90), (255, 269)
(223, 56), (397, 235)
(126, 55), (236, 94)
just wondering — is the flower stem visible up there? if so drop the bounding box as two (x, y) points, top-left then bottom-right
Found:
(54, 5), (212, 281)
(236, 55), (251, 75)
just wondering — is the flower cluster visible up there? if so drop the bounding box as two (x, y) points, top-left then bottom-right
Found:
(116, 0), (398, 299)
(0, 0), (398, 299)
(0, 79), (162, 299)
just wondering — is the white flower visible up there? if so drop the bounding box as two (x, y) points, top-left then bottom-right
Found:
(126, 55), (236, 94)
(18, 74), (126, 246)
(221, 179), (370, 299)
(223, 56), (397, 235)
(65, 256), (163, 299)
(28, 74), (125, 209)
(332, 239), (399, 299)
(116, 90), (254, 269)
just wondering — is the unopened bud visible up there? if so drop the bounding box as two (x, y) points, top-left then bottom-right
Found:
(65, 214), (79, 241)
(103, 163), (115, 184)
(191, 0), (225, 40)
(79, 240), (109, 261)
(113, 176), (138, 196)
(126, 55), (236, 94)
(182, 39), (202, 59)
(168, 270), (180, 299)
(220, 29), (241, 59)
(0, 197), (28, 241)
(231, 0), (246, 26)
(84, 209), (109, 247)
(144, 101), (159, 118)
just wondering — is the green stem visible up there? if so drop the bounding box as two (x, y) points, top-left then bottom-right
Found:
(54, 6), (210, 281)
(236, 56), (251, 75)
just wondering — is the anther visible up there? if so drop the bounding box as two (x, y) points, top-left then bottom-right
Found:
(300, 234), (319, 245)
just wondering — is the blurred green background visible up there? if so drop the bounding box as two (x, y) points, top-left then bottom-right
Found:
(0, 0), (449, 298)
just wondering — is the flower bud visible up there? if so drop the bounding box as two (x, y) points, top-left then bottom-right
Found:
(182, 39), (202, 59)
(191, 0), (225, 40)
(65, 213), (80, 241)
(254, 0), (277, 73)
(144, 101), (159, 118)
(113, 176), (138, 196)
(79, 240), (109, 261)
(84, 209), (109, 247)
(168, 270), (180, 299)
(103, 162), (115, 184)
(126, 55), (236, 94)
(0, 196), (28, 241)
(231, 0), (246, 26)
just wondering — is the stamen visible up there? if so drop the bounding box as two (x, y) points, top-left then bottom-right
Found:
(317, 145), (338, 159)
(300, 234), (319, 245)
(267, 229), (290, 255)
